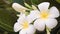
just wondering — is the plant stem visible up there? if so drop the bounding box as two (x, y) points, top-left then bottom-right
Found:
(46, 26), (51, 34)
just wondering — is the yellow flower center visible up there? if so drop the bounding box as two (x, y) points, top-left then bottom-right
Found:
(22, 21), (29, 29)
(40, 11), (49, 19)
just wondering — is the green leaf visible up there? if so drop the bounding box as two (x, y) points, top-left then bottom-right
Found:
(24, 3), (32, 9)
(56, 0), (60, 3)
(0, 9), (17, 32)
(30, 0), (48, 5)
(31, 0), (39, 5)
(13, 0), (24, 5)
(24, 0), (32, 5)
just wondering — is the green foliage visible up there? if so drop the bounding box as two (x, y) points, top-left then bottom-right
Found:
(56, 0), (60, 3)
(13, 0), (24, 5)
(0, 0), (18, 34)
(0, 9), (17, 32)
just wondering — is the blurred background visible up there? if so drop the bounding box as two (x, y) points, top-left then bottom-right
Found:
(0, 0), (60, 34)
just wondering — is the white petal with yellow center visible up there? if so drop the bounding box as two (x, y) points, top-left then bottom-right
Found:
(29, 2), (59, 31)
(22, 21), (29, 29)
(14, 14), (36, 34)
(40, 11), (49, 19)
(18, 19), (35, 34)
(19, 25), (35, 34)
(17, 14), (29, 29)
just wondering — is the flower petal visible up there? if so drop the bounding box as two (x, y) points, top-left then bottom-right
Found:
(17, 14), (26, 23)
(38, 2), (50, 11)
(12, 3), (28, 12)
(14, 23), (22, 32)
(27, 10), (40, 23)
(19, 29), (27, 34)
(26, 25), (36, 34)
(45, 19), (58, 29)
(49, 6), (59, 18)
(34, 19), (45, 31)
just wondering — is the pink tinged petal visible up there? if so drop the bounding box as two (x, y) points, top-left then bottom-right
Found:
(26, 25), (36, 34)
(38, 2), (50, 11)
(49, 6), (59, 18)
(27, 10), (40, 23)
(45, 19), (58, 29)
(14, 23), (23, 32)
(34, 19), (45, 31)
(19, 29), (27, 34)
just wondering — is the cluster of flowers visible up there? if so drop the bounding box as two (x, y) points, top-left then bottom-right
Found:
(12, 2), (59, 34)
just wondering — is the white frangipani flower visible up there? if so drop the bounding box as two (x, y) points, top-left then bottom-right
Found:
(28, 2), (59, 31)
(14, 14), (35, 34)
(12, 3), (28, 13)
